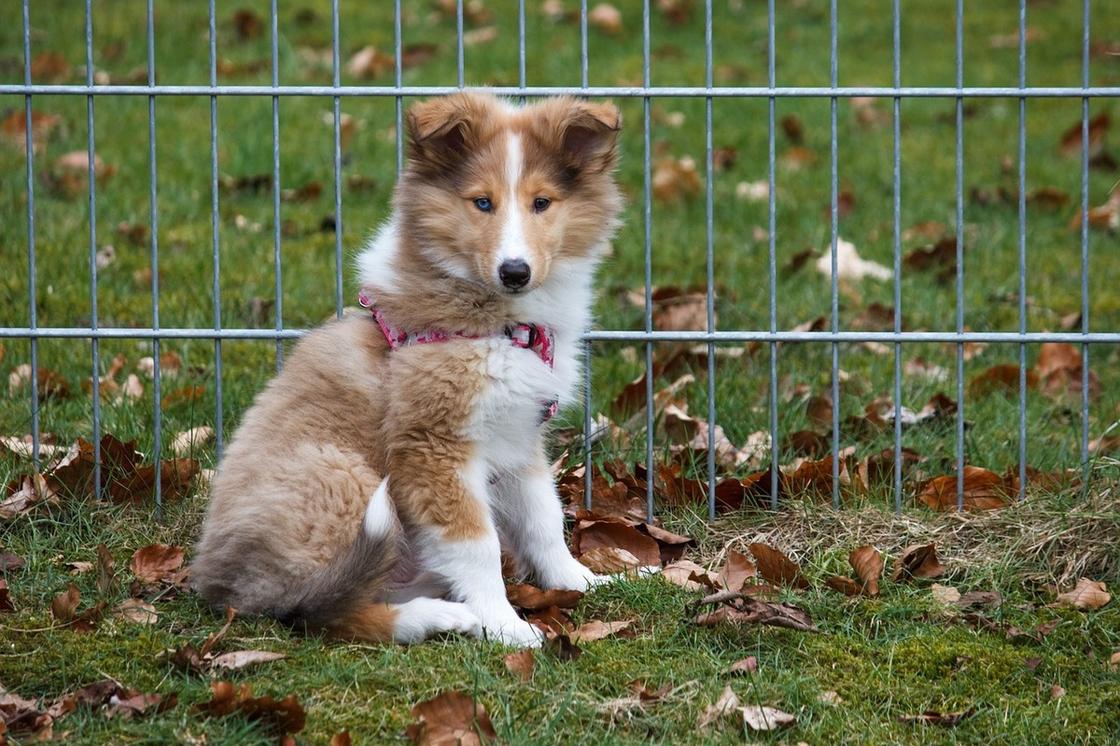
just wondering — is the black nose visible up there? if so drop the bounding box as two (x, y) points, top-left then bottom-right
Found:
(498, 259), (531, 290)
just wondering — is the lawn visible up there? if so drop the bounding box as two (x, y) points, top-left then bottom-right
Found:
(2, 1), (1119, 743)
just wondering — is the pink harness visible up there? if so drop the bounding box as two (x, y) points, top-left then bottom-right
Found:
(359, 289), (559, 422)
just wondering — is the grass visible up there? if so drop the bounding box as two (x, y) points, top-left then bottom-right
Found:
(2, 0), (1120, 743)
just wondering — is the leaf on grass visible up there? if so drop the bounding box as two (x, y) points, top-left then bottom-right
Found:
(331, 730), (353, 746)
(1055, 578), (1110, 610)
(196, 682), (305, 737)
(569, 619), (635, 643)
(572, 516), (661, 567)
(892, 544), (946, 582)
(956, 590), (1002, 611)
(930, 583), (962, 605)
(0, 552), (25, 572)
(742, 705), (795, 731)
(129, 544), (184, 583)
(525, 606), (575, 639)
(725, 656), (758, 676)
(652, 156), (701, 202)
(49, 584), (104, 632)
(825, 575), (862, 596)
(505, 583), (583, 611)
(8, 365), (71, 401)
(406, 690), (496, 745)
(749, 544), (809, 589)
(578, 546), (642, 574)
(848, 545), (883, 596)
(95, 543), (116, 596)
(692, 591), (817, 632)
(805, 394), (833, 430)
(662, 559), (719, 592)
(232, 8), (264, 39)
(1060, 112), (1109, 156)
(503, 649), (535, 682)
(697, 685), (739, 729)
(816, 237), (891, 281)
(900, 708), (975, 727)
(918, 467), (1009, 511)
(0, 578), (14, 612)
(1035, 342), (1100, 400)
(210, 650), (287, 671)
(717, 550), (757, 593)
(588, 3), (623, 35)
(114, 599), (158, 625)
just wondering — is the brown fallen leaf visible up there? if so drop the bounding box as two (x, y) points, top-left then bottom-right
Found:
(572, 516), (661, 567)
(578, 546), (642, 574)
(749, 543), (810, 590)
(1069, 189), (1120, 231)
(956, 590), (1002, 611)
(691, 591), (817, 632)
(742, 705), (795, 731)
(503, 649), (535, 682)
(697, 685), (739, 729)
(114, 599), (158, 625)
(717, 550), (757, 593)
(210, 650), (287, 671)
(569, 619), (635, 643)
(195, 682), (305, 737)
(726, 656), (759, 676)
(652, 156), (701, 202)
(918, 466), (1009, 511)
(588, 3), (623, 35)
(1055, 578), (1110, 610)
(892, 543), (946, 582)
(0, 552), (25, 572)
(1, 108), (63, 153)
(1060, 112), (1109, 157)
(930, 583), (962, 606)
(661, 559), (719, 592)
(96, 543), (116, 596)
(49, 583), (104, 633)
(130, 544), (185, 583)
(816, 238), (891, 281)
(0, 578), (14, 612)
(900, 708), (975, 727)
(8, 365), (71, 402)
(406, 690), (496, 745)
(232, 8), (264, 39)
(825, 575), (862, 597)
(505, 583), (583, 611)
(849, 545), (883, 596)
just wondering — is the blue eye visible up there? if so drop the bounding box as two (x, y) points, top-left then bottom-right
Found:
(473, 197), (492, 212)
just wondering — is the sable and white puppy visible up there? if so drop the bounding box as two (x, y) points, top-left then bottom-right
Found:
(191, 93), (624, 647)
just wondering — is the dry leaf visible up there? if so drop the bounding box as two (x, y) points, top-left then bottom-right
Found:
(717, 550), (757, 593)
(741, 705), (795, 731)
(578, 546), (642, 574)
(503, 649), (535, 682)
(463, 26), (499, 46)
(930, 583), (962, 605)
(661, 559), (719, 592)
(692, 591), (817, 632)
(195, 681), (305, 737)
(129, 544), (184, 583)
(210, 650), (287, 671)
(749, 543), (809, 589)
(697, 685), (739, 729)
(588, 3), (623, 35)
(918, 466), (1009, 511)
(1055, 578), (1110, 610)
(114, 599), (158, 625)
(893, 544), (946, 582)
(816, 237), (891, 281)
(900, 708), (975, 727)
(569, 619), (634, 643)
(725, 657), (758, 676)
(170, 426), (214, 457)
(572, 517), (661, 567)
(652, 156), (701, 202)
(347, 46), (394, 79)
(406, 690), (496, 745)
(505, 583), (583, 611)
(849, 546), (882, 596)
(0, 578), (14, 612)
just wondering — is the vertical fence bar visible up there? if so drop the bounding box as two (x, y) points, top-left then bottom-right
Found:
(767, 0), (778, 510)
(21, 0), (40, 469)
(456, 0), (465, 88)
(581, 0), (593, 510)
(643, 0), (655, 523)
(209, 0), (223, 460)
(955, 0), (966, 511)
(829, 0), (840, 508)
(270, 0), (283, 367)
(332, 0), (343, 318)
(891, 0), (902, 512)
(704, 0), (716, 520)
(1017, 0), (1028, 499)
(146, 0), (162, 514)
(518, 0), (526, 94)
(85, 0), (102, 498)
(1080, 0), (1091, 477)
(395, 0), (403, 173)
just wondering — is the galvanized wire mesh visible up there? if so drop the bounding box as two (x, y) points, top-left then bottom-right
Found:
(3, 0), (1115, 521)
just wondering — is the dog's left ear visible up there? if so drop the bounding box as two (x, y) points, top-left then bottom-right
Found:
(558, 99), (621, 174)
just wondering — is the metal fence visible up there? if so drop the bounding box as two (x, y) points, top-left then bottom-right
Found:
(3, 1), (1117, 522)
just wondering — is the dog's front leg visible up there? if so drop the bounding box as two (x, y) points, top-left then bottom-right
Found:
(492, 456), (608, 593)
(391, 454), (544, 648)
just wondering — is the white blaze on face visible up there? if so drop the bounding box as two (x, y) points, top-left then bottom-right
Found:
(496, 133), (528, 274)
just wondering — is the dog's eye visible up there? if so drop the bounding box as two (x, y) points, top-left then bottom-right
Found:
(533, 197), (551, 213)
(473, 197), (492, 212)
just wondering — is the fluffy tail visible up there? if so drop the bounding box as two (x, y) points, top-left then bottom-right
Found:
(276, 479), (399, 638)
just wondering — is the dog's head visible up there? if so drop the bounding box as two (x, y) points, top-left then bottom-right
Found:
(397, 92), (623, 295)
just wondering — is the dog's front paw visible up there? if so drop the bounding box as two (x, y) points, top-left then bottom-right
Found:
(540, 560), (607, 592)
(480, 616), (546, 648)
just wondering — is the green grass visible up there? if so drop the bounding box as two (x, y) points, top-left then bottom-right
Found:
(2, 1), (1120, 743)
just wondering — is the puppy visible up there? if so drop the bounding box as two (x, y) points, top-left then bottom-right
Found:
(191, 92), (624, 647)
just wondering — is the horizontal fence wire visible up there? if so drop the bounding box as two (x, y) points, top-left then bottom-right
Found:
(8, 1), (1110, 518)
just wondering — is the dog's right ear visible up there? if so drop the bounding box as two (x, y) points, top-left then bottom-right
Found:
(406, 94), (491, 169)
